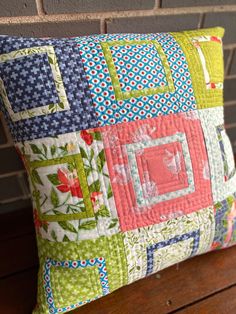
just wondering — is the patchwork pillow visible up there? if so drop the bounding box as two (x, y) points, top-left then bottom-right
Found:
(1, 27), (236, 314)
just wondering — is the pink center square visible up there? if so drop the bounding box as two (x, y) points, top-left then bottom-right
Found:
(136, 141), (189, 197)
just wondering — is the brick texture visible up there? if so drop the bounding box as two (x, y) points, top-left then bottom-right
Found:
(107, 14), (200, 33)
(0, 176), (23, 201)
(230, 50), (236, 75)
(162, 0), (236, 8)
(0, 0), (236, 211)
(0, 21), (100, 37)
(225, 127), (236, 151)
(0, 0), (37, 17)
(204, 12), (236, 44)
(225, 105), (236, 125)
(0, 199), (31, 214)
(0, 147), (24, 175)
(0, 122), (7, 145)
(44, 0), (155, 14)
(224, 78), (236, 102)
(224, 50), (230, 73)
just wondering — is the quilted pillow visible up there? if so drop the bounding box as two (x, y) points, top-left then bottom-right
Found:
(1, 27), (236, 314)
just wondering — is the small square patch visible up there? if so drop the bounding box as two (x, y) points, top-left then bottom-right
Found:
(146, 230), (200, 275)
(126, 133), (194, 206)
(18, 130), (120, 241)
(101, 40), (174, 100)
(44, 257), (109, 313)
(30, 154), (94, 222)
(123, 206), (215, 283)
(0, 53), (59, 112)
(135, 141), (189, 195)
(0, 46), (70, 121)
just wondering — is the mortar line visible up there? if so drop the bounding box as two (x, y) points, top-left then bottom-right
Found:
(224, 100), (236, 107)
(16, 172), (30, 198)
(154, 0), (162, 10)
(225, 73), (236, 80)
(100, 18), (106, 34)
(0, 5), (236, 24)
(35, 0), (46, 16)
(224, 43), (236, 50)
(0, 170), (26, 179)
(0, 113), (13, 145)
(0, 143), (13, 149)
(225, 49), (235, 76)
(198, 13), (205, 28)
(225, 122), (236, 129)
(0, 194), (31, 204)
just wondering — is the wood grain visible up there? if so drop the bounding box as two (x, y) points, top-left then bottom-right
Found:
(1, 243), (236, 314)
(0, 268), (37, 314)
(176, 285), (236, 314)
(70, 246), (236, 314)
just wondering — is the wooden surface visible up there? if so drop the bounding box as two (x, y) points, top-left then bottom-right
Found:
(1, 207), (236, 314)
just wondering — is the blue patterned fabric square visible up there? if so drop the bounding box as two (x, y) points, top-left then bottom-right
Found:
(0, 36), (99, 142)
(0, 53), (59, 112)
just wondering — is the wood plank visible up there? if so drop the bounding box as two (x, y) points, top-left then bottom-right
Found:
(0, 233), (38, 278)
(1, 239), (236, 314)
(1, 237), (236, 313)
(0, 268), (37, 314)
(70, 246), (236, 314)
(3, 247), (236, 314)
(176, 285), (236, 314)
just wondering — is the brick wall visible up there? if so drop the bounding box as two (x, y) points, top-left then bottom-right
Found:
(0, 0), (236, 212)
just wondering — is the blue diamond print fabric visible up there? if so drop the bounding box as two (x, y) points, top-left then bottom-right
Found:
(76, 32), (197, 126)
(110, 42), (168, 92)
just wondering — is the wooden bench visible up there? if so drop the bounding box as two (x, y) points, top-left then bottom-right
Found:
(1, 205), (236, 314)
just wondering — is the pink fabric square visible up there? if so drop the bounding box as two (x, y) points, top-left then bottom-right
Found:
(136, 141), (189, 197)
(100, 111), (212, 231)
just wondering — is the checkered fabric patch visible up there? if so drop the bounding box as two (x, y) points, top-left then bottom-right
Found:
(1, 27), (236, 314)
